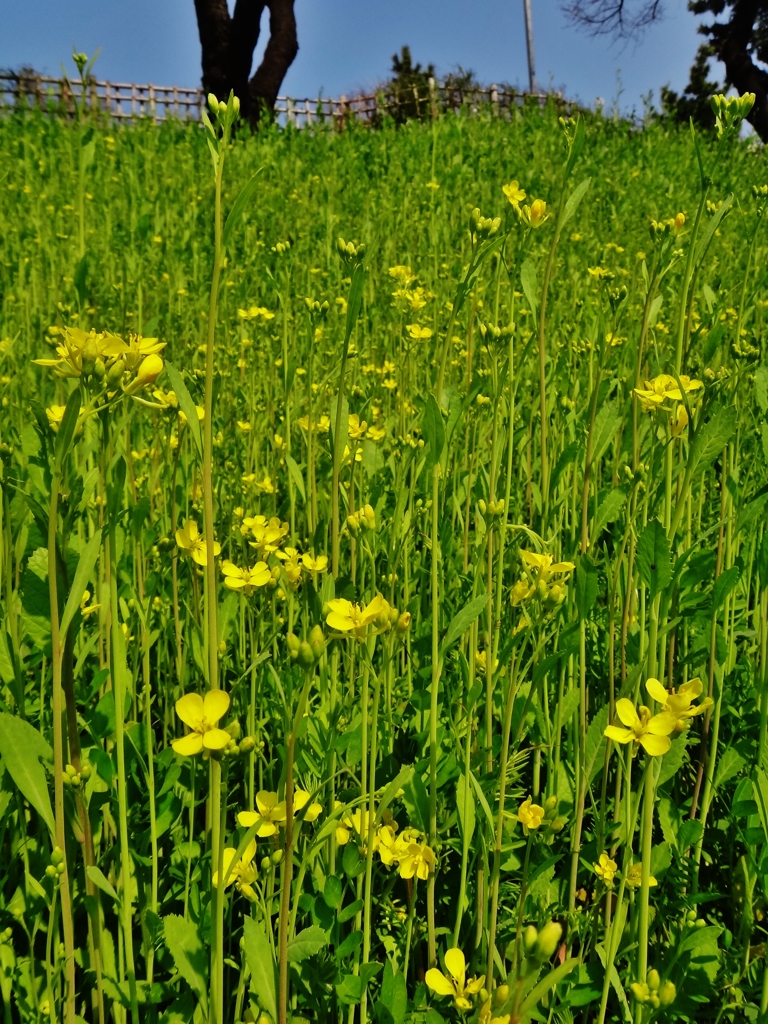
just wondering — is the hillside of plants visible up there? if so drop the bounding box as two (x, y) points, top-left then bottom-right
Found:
(0, 87), (767, 1024)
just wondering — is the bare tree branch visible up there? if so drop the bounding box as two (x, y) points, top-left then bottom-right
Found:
(563, 0), (665, 37)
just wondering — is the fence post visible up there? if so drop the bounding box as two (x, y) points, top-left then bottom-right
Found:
(428, 76), (438, 120)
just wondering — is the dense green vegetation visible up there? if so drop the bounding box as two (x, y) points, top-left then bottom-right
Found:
(0, 91), (767, 1024)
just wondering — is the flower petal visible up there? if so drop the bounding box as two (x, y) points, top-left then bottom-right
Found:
(203, 688), (230, 725)
(326, 612), (352, 632)
(172, 732), (204, 757)
(604, 726), (633, 743)
(238, 811), (259, 828)
(645, 678), (669, 706)
(175, 693), (205, 729)
(257, 790), (278, 814)
(639, 733), (671, 756)
(444, 948), (466, 987)
(425, 969), (456, 997)
(615, 698), (639, 728)
(202, 728), (231, 750)
(215, 847), (238, 888)
(647, 711), (677, 736)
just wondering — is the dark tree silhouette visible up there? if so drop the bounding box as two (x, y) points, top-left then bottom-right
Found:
(193, 0), (298, 128)
(563, 0), (768, 141)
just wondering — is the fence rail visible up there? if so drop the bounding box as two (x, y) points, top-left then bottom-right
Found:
(0, 70), (569, 128)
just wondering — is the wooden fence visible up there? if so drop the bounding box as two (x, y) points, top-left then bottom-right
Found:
(0, 70), (567, 127)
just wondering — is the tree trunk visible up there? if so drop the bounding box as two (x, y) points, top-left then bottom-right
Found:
(708, 0), (768, 142)
(194, 0), (298, 128)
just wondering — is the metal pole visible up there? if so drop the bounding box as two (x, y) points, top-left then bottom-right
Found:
(522, 0), (537, 93)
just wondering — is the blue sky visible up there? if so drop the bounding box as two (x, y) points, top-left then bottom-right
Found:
(1, 0), (706, 116)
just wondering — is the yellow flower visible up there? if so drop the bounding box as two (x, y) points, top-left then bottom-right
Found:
(594, 852), (617, 883)
(294, 789), (323, 822)
(256, 474), (276, 494)
(301, 552), (328, 573)
(45, 405), (69, 431)
(237, 420), (252, 433)
(348, 414), (368, 439)
(171, 690), (231, 756)
(79, 590), (100, 617)
(175, 519), (221, 567)
(221, 560), (271, 595)
(406, 323), (433, 341)
(123, 353), (164, 395)
(426, 948), (485, 1011)
(520, 198), (548, 228)
(325, 594), (389, 639)
(520, 550), (576, 583)
(237, 305), (275, 321)
(625, 862), (657, 888)
(633, 373), (703, 412)
(645, 677), (713, 732)
(397, 840), (436, 880)
(517, 797), (545, 831)
(213, 839), (258, 900)
(502, 180), (526, 208)
(388, 265), (416, 285)
(366, 425), (385, 442)
(604, 699), (676, 756)
(475, 650), (499, 674)
(238, 791), (286, 837)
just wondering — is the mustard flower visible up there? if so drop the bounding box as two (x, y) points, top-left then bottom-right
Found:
(171, 690), (231, 756)
(625, 862), (657, 888)
(502, 180), (526, 208)
(175, 519), (221, 567)
(633, 373), (703, 412)
(213, 839), (258, 901)
(517, 797), (545, 831)
(397, 839), (435, 880)
(221, 560), (271, 595)
(238, 791), (286, 837)
(594, 852), (617, 884)
(426, 948), (485, 1011)
(604, 699), (676, 756)
(645, 677), (713, 732)
(325, 594), (390, 640)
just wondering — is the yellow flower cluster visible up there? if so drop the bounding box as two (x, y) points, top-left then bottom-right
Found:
(238, 788), (322, 836)
(633, 374), (703, 436)
(516, 794), (566, 835)
(389, 264), (432, 314)
(34, 326), (165, 395)
(335, 807), (435, 880)
(510, 550), (575, 610)
(325, 593), (400, 641)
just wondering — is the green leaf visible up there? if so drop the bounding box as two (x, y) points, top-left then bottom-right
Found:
(222, 169), (263, 249)
(344, 262), (366, 347)
(688, 404), (737, 481)
(560, 178), (591, 229)
(54, 386), (83, 472)
(441, 593), (487, 655)
(518, 958), (579, 1020)
(323, 875), (343, 910)
(401, 771), (430, 834)
(86, 865), (119, 903)
(162, 915), (208, 1006)
(713, 747), (745, 791)
(755, 365), (768, 414)
(713, 564), (740, 612)
(591, 487), (627, 542)
(242, 917), (277, 1021)
(164, 362), (202, 460)
(0, 713), (54, 836)
(422, 393), (445, 472)
(520, 259), (538, 330)
(657, 732), (688, 787)
(456, 771), (475, 844)
(554, 687), (581, 730)
(636, 519), (672, 599)
(574, 555), (598, 621)
(585, 704), (609, 782)
(60, 531), (101, 638)
(288, 925), (327, 963)
(564, 117), (586, 177)
(285, 452), (306, 503)
(590, 400), (622, 465)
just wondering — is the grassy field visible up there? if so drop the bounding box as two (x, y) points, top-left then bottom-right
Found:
(0, 91), (767, 1024)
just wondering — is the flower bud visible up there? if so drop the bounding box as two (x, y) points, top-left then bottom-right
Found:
(286, 632), (301, 660)
(46, 864), (58, 879)
(240, 736), (256, 754)
(261, 856), (272, 872)
(271, 849), (284, 865)
(207, 92), (219, 113)
(646, 969), (660, 992)
(658, 981), (676, 1007)
(51, 846), (65, 866)
(493, 984), (510, 1007)
(533, 920), (562, 962)
(309, 624), (325, 659)
(347, 514), (360, 535)
(226, 720), (242, 740)
(297, 640), (315, 670)
(396, 611), (411, 636)
(522, 925), (538, 953)
(106, 358), (126, 387)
